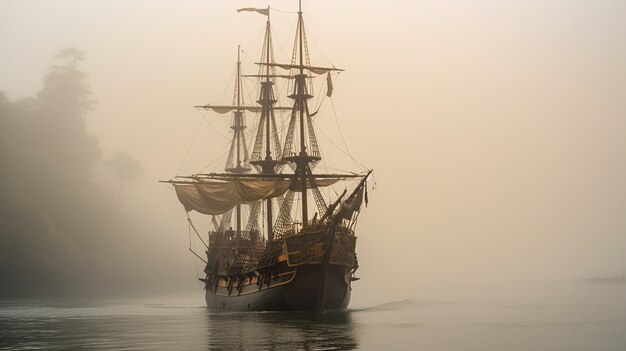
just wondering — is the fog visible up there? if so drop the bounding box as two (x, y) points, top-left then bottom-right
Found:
(1, 0), (625, 305)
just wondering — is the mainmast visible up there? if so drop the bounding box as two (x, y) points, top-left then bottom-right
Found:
(297, 2), (308, 227)
(253, 1), (344, 236)
(248, 6), (283, 241)
(284, 1), (317, 228)
(262, 10), (276, 240)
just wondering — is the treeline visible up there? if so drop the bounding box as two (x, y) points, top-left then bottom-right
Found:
(0, 49), (169, 297)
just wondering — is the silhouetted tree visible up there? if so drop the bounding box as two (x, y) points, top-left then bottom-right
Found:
(54, 48), (85, 68)
(0, 48), (185, 298)
(35, 48), (99, 178)
(0, 49), (130, 296)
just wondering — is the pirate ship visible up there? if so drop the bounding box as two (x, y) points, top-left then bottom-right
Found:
(163, 3), (372, 312)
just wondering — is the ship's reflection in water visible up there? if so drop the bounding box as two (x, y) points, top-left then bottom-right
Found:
(206, 311), (358, 350)
(0, 299), (358, 351)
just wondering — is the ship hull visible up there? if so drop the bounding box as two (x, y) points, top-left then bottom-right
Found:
(205, 264), (352, 311)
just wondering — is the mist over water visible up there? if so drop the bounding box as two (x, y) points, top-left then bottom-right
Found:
(1, 287), (625, 350)
(2, 0), (626, 349)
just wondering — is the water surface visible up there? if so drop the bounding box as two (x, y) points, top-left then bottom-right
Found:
(1, 293), (625, 350)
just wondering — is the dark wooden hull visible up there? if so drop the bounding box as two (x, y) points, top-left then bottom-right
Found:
(205, 263), (352, 311)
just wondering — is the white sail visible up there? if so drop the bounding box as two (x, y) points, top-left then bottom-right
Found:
(175, 177), (341, 215)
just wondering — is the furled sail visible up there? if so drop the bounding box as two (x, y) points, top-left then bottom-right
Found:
(194, 104), (292, 114)
(255, 62), (344, 75)
(175, 177), (341, 215)
(243, 74), (301, 79)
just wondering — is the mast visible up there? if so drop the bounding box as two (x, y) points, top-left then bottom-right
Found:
(235, 45), (242, 238)
(236, 46), (242, 170)
(264, 8), (274, 240)
(249, 6), (282, 241)
(296, 1), (311, 227)
(248, 2), (344, 238)
(224, 45), (250, 239)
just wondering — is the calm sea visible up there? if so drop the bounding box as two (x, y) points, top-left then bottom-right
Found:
(1, 289), (625, 350)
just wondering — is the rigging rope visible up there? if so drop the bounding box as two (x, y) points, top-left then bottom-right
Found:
(199, 109), (229, 140)
(270, 7), (298, 14)
(177, 117), (203, 176)
(187, 213), (209, 249)
(329, 96), (368, 171)
(272, 20), (299, 65)
(306, 29), (336, 69)
(187, 215), (205, 292)
(210, 66), (238, 106)
(313, 119), (366, 172)
(198, 140), (231, 173)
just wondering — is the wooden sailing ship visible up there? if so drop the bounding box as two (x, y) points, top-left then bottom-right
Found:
(163, 3), (372, 312)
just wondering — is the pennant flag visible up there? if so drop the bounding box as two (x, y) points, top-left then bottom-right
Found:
(237, 8), (270, 16)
